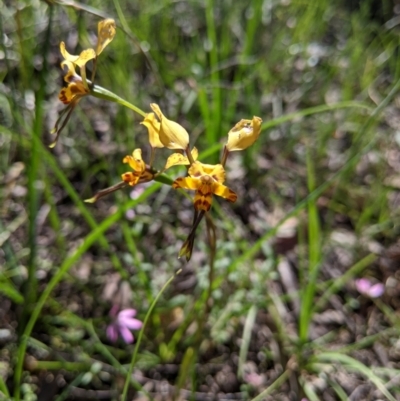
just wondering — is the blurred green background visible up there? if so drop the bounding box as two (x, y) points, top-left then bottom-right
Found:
(2, 0), (400, 400)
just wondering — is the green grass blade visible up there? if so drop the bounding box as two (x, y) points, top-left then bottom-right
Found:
(13, 182), (161, 400)
(317, 352), (396, 401)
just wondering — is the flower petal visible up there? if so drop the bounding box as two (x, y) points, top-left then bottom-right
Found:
(368, 283), (385, 298)
(123, 149), (145, 172)
(122, 318), (143, 330)
(172, 177), (199, 190)
(355, 278), (372, 294)
(193, 180), (213, 211)
(106, 325), (118, 343)
(225, 116), (262, 152)
(164, 147), (198, 170)
(58, 83), (88, 104)
(60, 41), (96, 68)
(212, 182), (237, 203)
(141, 112), (164, 148)
(121, 171), (141, 186)
(119, 326), (134, 344)
(118, 309), (137, 318)
(96, 18), (116, 56)
(150, 103), (189, 150)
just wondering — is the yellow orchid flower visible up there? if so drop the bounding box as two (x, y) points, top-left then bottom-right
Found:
(50, 61), (90, 148)
(51, 19), (116, 148)
(85, 148), (156, 203)
(150, 103), (190, 150)
(95, 19), (116, 56)
(225, 116), (262, 152)
(172, 161), (237, 211)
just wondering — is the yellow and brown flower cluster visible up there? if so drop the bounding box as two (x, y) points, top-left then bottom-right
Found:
(53, 19), (262, 261)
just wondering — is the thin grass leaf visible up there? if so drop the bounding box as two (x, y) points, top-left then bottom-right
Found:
(317, 352), (397, 401)
(238, 305), (257, 379)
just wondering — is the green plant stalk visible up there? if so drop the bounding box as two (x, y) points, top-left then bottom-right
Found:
(121, 272), (178, 401)
(316, 352), (396, 401)
(13, 183), (161, 401)
(250, 369), (291, 401)
(86, 321), (152, 399)
(225, 0), (263, 124)
(314, 253), (377, 312)
(238, 305), (257, 379)
(0, 374), (9, 398)
(91, 84), (146, 117)
(23, 4), (53, 329)
(205, 0), (221, 145)
(299, 146), (322, 343)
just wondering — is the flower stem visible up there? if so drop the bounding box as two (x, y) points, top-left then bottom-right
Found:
(121, 272), (179, 401)
(91, 84), (147, 117)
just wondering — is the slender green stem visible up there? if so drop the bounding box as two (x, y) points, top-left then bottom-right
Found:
(91, 84), (146, 117)
(13, 183), (161, 400)
(250, 369), (291, 401)
(121, 272), (179, 401)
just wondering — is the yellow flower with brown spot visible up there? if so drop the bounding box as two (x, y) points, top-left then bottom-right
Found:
(121, 149), (155, 186)
(51, 19), (116, 148)
(172, 161), (237, 211)
(225, 116), (262, 152)
(85, 148), (156, 203)
(150, 103), (189, 150)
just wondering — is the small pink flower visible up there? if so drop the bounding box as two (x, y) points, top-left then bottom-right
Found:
(106, 305), (143, 344)
(355, 278), (385, 298)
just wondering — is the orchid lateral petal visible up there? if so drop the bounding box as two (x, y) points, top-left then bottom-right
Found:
(164, 147), (198, 170)
(96, 18), (116, 56)
(60, 41), (96, 68)
(172, 176), (199, 190)
(213, 182), (237, 203)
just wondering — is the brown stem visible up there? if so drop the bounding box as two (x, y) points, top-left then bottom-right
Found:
(84, 181), (127, 203)
(220, 145), (229, 167)
(185, 145), (196, 165)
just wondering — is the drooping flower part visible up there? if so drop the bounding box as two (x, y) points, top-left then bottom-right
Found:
(355, 278), (385, 298)
(150, 103), (190, 150)
(225, 116), (262, 152)
(51, 18), (116, 148)
(106, 305), (143, 344)
(172, 161), (237, 211)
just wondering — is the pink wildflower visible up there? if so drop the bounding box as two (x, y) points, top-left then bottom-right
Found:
(106, 305), (143, 344)
(355, 278), (385, 298)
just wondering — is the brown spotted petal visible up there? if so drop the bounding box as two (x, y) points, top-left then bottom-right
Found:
(164, 147), (198, 170)
(121, 149), (146, 186)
